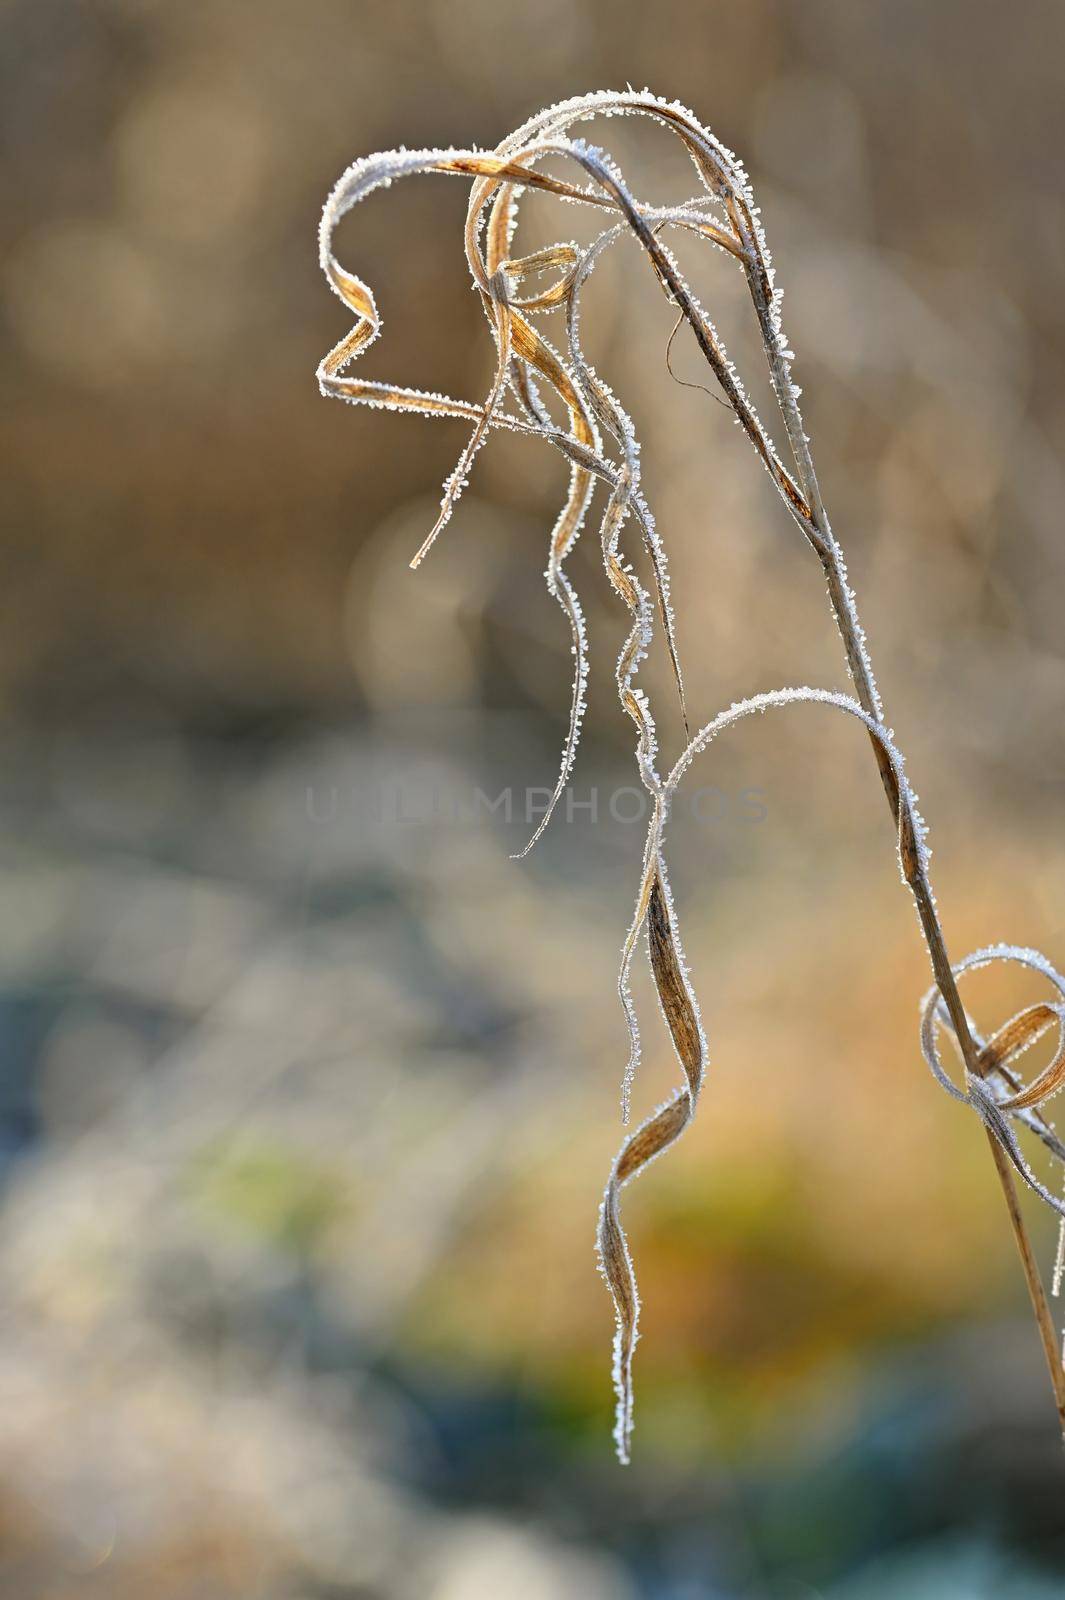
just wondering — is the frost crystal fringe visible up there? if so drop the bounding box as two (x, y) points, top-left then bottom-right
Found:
(318, 90), (1065, 1461)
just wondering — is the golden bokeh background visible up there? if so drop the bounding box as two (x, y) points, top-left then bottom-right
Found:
(4, 1), (1065, 1594)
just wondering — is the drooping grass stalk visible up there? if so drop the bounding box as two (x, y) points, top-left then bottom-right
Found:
(317, 91), (1065, 1462)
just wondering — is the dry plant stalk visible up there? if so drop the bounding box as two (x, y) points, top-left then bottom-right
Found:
(317, 91), (1065, 1463)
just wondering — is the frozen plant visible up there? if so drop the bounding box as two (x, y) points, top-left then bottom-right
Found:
(317, 91), (1065, 1463)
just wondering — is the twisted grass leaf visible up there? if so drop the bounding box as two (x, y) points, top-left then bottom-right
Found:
(599, 863), (706, 1461)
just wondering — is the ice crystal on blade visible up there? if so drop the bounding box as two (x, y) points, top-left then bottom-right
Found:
(316, 89), (1065, 1463)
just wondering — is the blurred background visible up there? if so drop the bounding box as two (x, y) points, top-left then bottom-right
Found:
(4, 0), (1065, 1594)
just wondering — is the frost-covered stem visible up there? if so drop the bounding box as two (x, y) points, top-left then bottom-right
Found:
(781, 395), (1065, 1429)
(984, 1125), (1065, 1431)
(830, 562), (1065, 1425)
